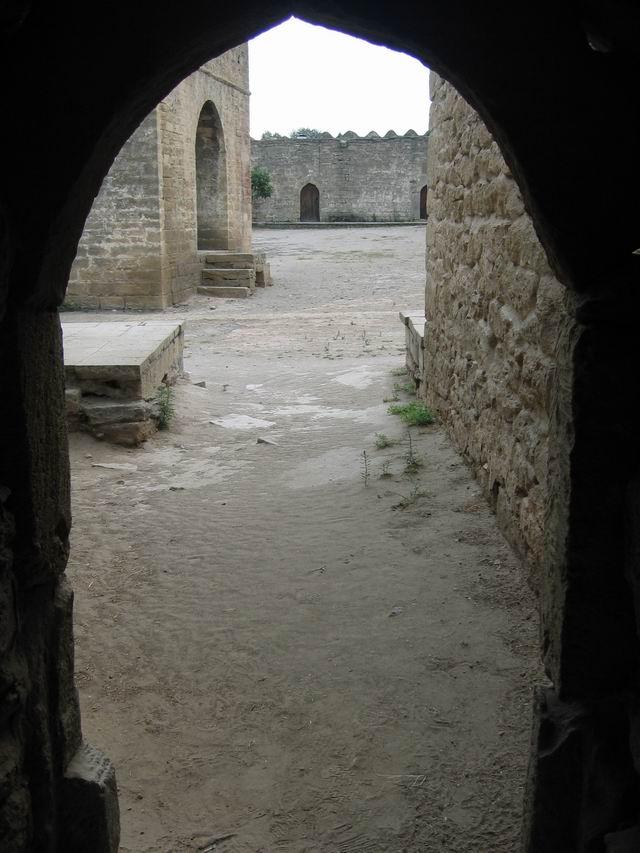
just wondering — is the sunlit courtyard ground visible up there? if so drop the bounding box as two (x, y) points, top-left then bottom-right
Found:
(66, 226), (540, 853)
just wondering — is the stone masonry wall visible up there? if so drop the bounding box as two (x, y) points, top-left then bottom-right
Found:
(423, 75), (573, 572)
(68, 112), (163, 309)
(252, 132), (428, 223)
(67, 46), (251, 310)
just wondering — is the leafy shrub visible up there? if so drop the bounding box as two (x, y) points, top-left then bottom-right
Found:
(387, 402), (435, 426)
(156, 384), (174, 430)
(251, 166), (273, 200)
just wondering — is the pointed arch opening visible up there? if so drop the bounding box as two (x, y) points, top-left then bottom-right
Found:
(419, 184), (428, 219)
(195, 100), (228, 249)
(300, 183), (320, 222)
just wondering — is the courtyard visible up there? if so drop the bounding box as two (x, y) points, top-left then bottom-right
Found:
(65, 226), (540, 852)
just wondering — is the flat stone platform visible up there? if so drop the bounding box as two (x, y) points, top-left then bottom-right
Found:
(63, 321), (184, 399)
(62, 320), (184, 445)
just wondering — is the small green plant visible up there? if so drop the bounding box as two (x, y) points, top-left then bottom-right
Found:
(361, 450), (370, 487)
(391, 367), (408, 377)
(388, 401), (435, 426)
(392, 484), (426, 511)
(403, 430), (423, 474)
(402, 382), (417, 395)
(156, 384), (174, 430)
(379, 460), (392, 479)
(251, 166), (273, 200)
(383, 391), (400, 403)
(375, 433), (394, 449)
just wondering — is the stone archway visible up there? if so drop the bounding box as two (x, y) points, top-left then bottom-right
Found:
(3, 3), (640, 852)
(195, 100), (228, 250)
(300, 182), (319, 222)
(419, 184), (428, 219)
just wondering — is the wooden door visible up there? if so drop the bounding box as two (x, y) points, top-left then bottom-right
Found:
(420, 185), (428, 219)
(300, 183), (320, 221)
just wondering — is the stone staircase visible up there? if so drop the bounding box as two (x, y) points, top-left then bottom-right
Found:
(198, 251), (272, 298)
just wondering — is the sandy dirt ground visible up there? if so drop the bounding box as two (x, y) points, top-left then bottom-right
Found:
(66, 226), (542, 853)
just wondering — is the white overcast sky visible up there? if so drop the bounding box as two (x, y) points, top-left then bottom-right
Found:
(249, 18), (430, 139)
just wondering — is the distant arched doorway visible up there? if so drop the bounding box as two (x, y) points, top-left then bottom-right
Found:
(195, 100), (228, 250)
(420, 185), (428, 219)
(300, 183), (320, 222)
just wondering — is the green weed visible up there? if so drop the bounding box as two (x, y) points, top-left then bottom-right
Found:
(379, 460), (393, 479)
(156, 384), (174, 430)
(375, 433), (394, 449)
(361, 450), (370, 487)
(388, 402), (435, 426)
(403, 430), (423, 473)
(392, 485), (426, 511)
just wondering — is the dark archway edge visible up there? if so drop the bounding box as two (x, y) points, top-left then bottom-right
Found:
(0, 0), (639, 315)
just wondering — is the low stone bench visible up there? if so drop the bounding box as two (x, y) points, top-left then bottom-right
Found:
(63, 320), (185, 445)
(399, 310), (426, 389)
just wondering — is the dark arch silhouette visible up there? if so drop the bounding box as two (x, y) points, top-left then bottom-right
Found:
(3, 4), (640, 851)
(419, 184), (428, 219)
(300, 183), (320, 222)
(195, 100), (228, 250)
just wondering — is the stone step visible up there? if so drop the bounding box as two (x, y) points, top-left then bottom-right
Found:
(202, 267), (255, 282)
(202, 268), (255, 293)
(197, 285), (252, 299)
(204, 252), (255, 269)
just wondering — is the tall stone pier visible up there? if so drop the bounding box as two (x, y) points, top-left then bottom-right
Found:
(67, 47), (252, 310)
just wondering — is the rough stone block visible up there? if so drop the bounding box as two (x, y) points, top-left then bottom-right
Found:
(98, 420), (156, 446)
(81, 398), (153, 425)
(61, 743), (120, 853)
(255, 262), (271, 287)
